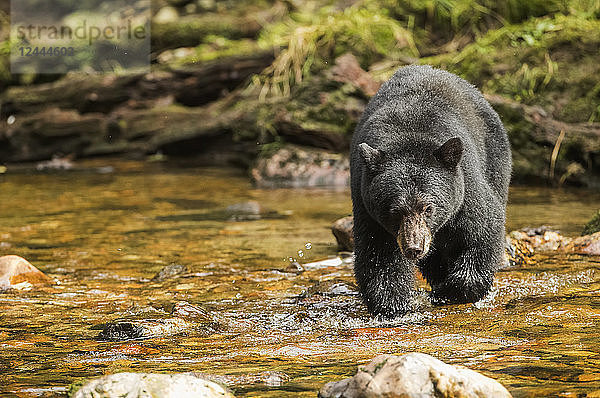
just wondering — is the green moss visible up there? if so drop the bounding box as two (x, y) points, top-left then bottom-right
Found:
(257, 137), (285, 158)
(370, 0), (567, 43)
(558, 98), (597, 123)
(256, 5), (418, 97)
(424, 15), (600, 122)
(66, 379), (86, 397)
(161, 37), (261, 67)
(372, 357), (388, 373)
(290, 80), (364, 135)
(0, 40), (11, 87)
(582, 210), (600, 235)
(152, 14), (257, 52)
(227, 70), (367, 150)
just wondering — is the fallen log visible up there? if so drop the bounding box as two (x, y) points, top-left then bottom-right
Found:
(0, 52), (274, 116)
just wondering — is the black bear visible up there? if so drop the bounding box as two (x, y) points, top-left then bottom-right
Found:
(350, 65), (511, 318)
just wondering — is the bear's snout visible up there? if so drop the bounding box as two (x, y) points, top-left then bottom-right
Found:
(397, 214), (431, 261)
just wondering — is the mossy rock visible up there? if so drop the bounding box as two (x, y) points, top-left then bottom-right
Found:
(425, 14), (600, 123)
(229, 71), (366, 151)
(583, 210), (600, 235)
(66, 379), (86, 397)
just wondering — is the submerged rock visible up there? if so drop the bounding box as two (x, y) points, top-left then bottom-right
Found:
(251, 145), (350, 188)
(151, 263), (189, 282)
(71, 373), (234, 398)
(97, 301), (221, 341)
(36, 155), (74, 171)
(170, 301), (224, 328)
(156, 200), (284, 223)
(225, 200), (262, 221)
(0, 255), (52, 290)
(319, 353), (512, 398)
(97, 318), (192, 341)
(294, 279), (359, 310)
(283, 260), (305, 274)
(225, 200), (282, 221)
(192, 370), (290, 388)
(225, 200), (262, 214)
(300, 279), (358, 299)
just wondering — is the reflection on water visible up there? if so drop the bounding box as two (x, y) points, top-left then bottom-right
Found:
(1, 160), (600, 397)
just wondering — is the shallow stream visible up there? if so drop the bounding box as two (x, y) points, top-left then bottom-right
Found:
(1, 160), (600, 397)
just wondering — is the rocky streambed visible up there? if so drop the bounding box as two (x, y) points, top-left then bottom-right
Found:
(1, 161), (600, 397)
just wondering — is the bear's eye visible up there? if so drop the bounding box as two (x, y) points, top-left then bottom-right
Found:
(424, 205), (434, 216)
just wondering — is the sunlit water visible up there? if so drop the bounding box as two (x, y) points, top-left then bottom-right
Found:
(1, 160), (599, 397)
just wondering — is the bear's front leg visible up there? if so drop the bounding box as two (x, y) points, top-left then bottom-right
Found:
(430, 238), (502, 305)
(354, 231), (416, 318)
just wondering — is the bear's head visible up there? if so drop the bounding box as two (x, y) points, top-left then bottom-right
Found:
(358, 137), (465, 261)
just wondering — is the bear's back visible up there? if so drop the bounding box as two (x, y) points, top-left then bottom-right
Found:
(353, 65), (511, 202)
(358, 65), (489, 146)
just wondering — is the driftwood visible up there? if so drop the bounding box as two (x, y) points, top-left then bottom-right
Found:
(0, 52), (274, 163)
(0, 52), (274, 116)
(0, 97), (259, 163)
(273, 111), (351, 152)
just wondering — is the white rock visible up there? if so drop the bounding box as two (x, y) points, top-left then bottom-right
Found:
(319, 353), (512, 398)
(72, 373), (234, 398)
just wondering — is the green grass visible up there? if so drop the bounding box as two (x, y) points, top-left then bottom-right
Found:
(424, 14), (600, 121)
(256, 5), (418, 98)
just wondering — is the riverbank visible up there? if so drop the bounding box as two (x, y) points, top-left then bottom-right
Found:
(1, 1), (599, 187)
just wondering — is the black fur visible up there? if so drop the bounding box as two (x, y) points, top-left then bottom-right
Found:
(350, 65), (512, 318)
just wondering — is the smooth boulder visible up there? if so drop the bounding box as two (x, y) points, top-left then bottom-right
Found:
(319, 353), (511, 398)
(0, 255), (52, 290)
(71, 373), (234, 398)
(332, 216), (354, 252)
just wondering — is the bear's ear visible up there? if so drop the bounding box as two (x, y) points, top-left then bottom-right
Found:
(435, 137), (463, 170)
(358, 143), (384, 170)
